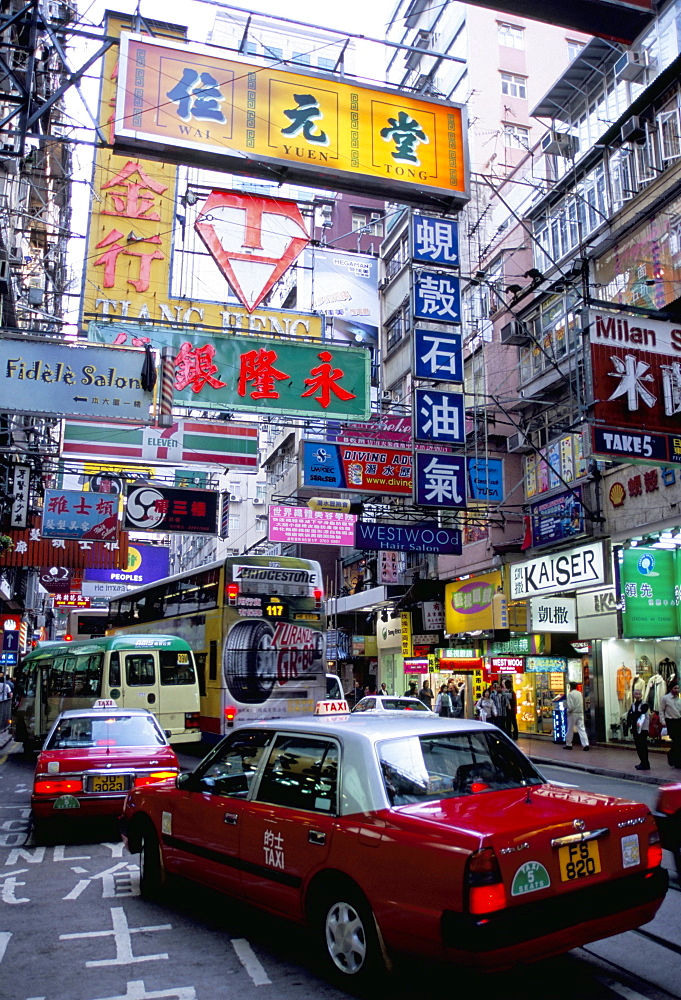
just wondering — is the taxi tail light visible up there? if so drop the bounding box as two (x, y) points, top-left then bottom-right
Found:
(467, 847), (505, 915)
(313, 588), (323, 608)
(184, 712), (200, 729)
(226, 582), (239, 606)
(225, 705), (238, 728)
(647, 829), (664, 868)
(134, 770), (179, 788)
(33, 778), (83, 795)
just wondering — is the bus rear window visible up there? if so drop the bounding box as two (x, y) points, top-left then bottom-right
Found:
(159, 650), (197, 686)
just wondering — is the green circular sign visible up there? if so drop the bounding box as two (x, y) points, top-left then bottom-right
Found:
(511, 860), (550, 896)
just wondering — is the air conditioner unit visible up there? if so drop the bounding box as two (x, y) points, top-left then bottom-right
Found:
(229, 493), (241, 502)
(615, 50), (646, 82)
(541, 130), (578, 157)
(378, 278), (389, 291)
(252, 498), (265, 506)
(507, 431), (533, 454)
(381, 389), (399, 402)
(500, 320), (528, 345)
(621, 115), (647, 144)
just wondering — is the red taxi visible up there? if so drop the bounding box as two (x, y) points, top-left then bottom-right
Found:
(32, 704), (179, 839)
(122, 711), (667, 982)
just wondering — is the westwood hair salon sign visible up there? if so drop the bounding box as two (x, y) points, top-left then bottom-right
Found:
(510, 542), (605, 600)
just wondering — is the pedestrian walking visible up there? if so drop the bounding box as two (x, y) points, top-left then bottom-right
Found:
(475, 688), (496, 724)
(435, 684), (452, 717)
(661, 681), (681, 768)
(504, 679), (518, 740)
(418, 683), (434, 710)
(379, 682), (390, 697)
(490, 681), (507, 732)
(0, 674), (12, 702)
(627, 689), (650, 770)
(564, 681), (589, 750)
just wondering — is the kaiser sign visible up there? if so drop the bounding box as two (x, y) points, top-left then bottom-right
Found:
(510, 542), (605, 600)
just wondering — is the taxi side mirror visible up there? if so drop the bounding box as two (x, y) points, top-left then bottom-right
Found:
(164, 730), (172, 739)
(176, 772), (196, 790)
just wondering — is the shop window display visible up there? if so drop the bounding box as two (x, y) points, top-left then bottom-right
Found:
(513, 671), (566, 735)
(603, 639), (678, 744)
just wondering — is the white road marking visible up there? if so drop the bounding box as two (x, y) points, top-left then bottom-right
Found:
(72, 866), (89, 874)
(1, 876), (29, 904)
(599, 979), (652, 1000)
(231, 938), (271, 986)
(53, 845), (91, 862)
(60, 906), (171, 967)
(5, 847), (45, 865)
(63, 879), (90, 901)
(0, 931), (11, 961)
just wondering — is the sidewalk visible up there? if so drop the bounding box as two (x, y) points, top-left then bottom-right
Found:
(518, 734), (678, 786)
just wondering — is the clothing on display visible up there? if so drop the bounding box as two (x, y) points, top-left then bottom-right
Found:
(644, 673), (666, 712)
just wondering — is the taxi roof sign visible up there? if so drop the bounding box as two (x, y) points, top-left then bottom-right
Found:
(93, 698), (118, 710)
(315, 699), (350, 716)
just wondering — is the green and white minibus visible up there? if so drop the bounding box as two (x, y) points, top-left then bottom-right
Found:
(13, 635), (201, 751)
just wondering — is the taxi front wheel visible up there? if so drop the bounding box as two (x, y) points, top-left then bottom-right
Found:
(316, 885), (384, 984)
(139, 821), (166, 899)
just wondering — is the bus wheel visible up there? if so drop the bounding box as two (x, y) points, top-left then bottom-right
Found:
(139, 820), (166, 899)
(223, 620), (276, 704)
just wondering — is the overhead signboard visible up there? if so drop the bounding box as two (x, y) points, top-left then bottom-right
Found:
(309, 249), (379, 347)
(413, 452), (466, 508)
(123, 483), (219, 535)
(54, 594), (91, 609)
(0, 339), (156, 422)
(445, 571), (502, 633)
(414, 388), (465, 445)
(114, 33), (469, 208)
(528, 595), (577, 633)
(302, 441), (412, 495)
(62, 418), (259, 470)
(510, 542), (605, 600)
(529, 487), (585, 548)
(467, 458), (503, 504)
(42, 490), (119, 542)
(355, 521), (462, 554)
(39, 567), (73, 594)
(590, 309), (681, 464)
(620, 546), (680, 638)
(412, 214), (459, 267)
(413, 270), (461, 324)
(10, 464), (30, 529)
(90, 324), (370, 419)
(0, 517), (129, 570)
(83, 543), (170, 596)
(268, 506), (356, 547)
(413, 328), (463, 383)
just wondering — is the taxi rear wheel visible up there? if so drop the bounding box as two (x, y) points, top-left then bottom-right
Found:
(139, 821), (166, 898)
(315, 885), (383, 984)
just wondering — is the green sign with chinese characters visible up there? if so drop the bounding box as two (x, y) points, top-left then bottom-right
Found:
(89, 323), (371, 420)
(621, 546), (679, 638)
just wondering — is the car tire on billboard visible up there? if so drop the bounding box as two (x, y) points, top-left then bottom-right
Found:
(223, 620), (276, 704)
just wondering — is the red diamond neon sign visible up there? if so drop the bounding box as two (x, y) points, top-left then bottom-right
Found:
(194, 191), (310, 313)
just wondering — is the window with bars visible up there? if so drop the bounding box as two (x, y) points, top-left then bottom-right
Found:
(384, 235), (409, 280)
(386, 303), (410, 352)
(503, 123), (531, 149)
(501, 72), (527, 100)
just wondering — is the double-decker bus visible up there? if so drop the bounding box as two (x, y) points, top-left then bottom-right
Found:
(14, 635), (201, 752)
(107, 555), (336, 741)
(66, 608), (110, 640)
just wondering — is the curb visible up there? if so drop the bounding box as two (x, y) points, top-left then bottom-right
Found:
(529, 753), (671, 786)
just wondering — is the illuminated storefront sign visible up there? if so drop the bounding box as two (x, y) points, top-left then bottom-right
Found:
(42, 490), (119, 541)
(445, 571), (501, 633)
(620, 546), (680, 638)
(510, 542), (605, 600)
(268, 506), (356, 547)
(114, 34), (468, 207)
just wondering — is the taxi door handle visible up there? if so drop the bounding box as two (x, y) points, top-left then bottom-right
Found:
(309, 830), (326, 846)
(223, 813), (239, 825)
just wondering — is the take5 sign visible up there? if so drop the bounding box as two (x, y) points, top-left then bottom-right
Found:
(590, 309), (681, 464)
(114, 34), (469, 208)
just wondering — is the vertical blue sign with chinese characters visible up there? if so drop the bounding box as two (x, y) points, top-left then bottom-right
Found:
(414, 388), (465, 445)
(413, 329), (463, 382)
(412, 214), (459, 267)
(414, 453), (467, 509)
(413, 271), (461, 324)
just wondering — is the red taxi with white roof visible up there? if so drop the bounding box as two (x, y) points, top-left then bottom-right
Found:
(32, 701), (179, 840)
(122, 703), (667, 982)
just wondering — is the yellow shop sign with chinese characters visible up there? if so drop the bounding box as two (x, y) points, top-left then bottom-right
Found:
(114, 34), (469, 207)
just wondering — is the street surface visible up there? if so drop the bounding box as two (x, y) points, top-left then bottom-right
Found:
(0, 743), (679, 1000)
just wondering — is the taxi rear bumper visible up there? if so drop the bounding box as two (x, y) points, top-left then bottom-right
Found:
(441, 866), (668, 963)
(31, 793), (128, 820)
